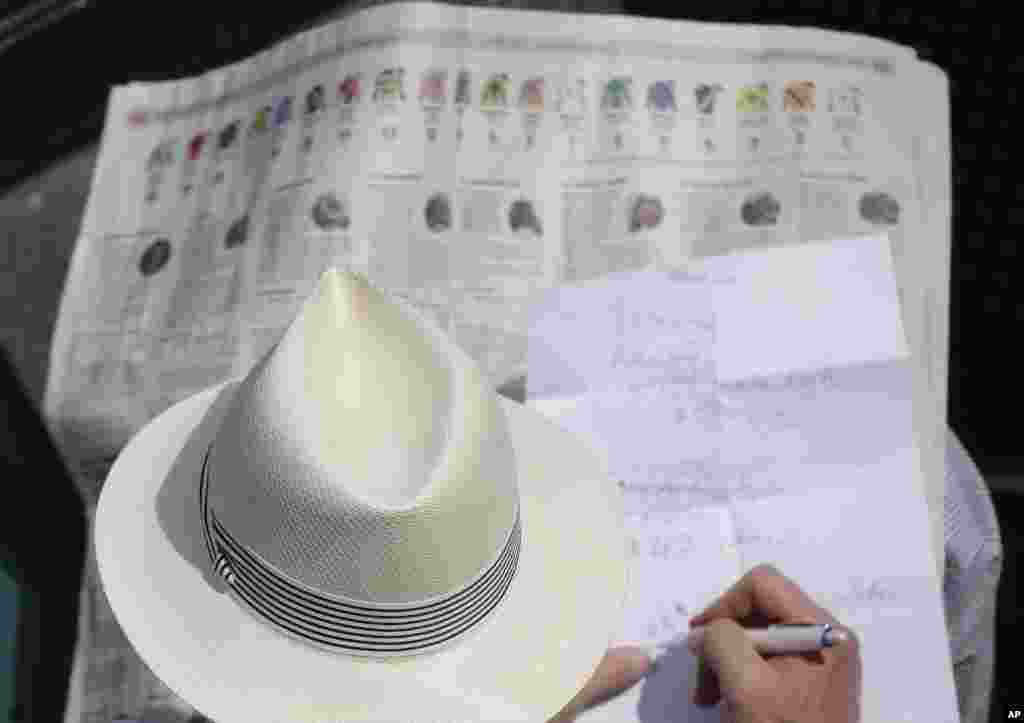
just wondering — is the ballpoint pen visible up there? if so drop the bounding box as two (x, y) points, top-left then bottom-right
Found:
(635, 623), (850, 670)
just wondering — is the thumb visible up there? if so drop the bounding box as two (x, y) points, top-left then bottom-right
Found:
(696, 619), (775, 717)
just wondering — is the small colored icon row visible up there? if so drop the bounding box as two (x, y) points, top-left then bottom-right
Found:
(142, 72), (863, 169)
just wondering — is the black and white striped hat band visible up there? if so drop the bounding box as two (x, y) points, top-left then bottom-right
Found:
(199, 445), (522, 658)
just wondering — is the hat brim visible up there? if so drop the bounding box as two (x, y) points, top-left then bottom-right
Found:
(95, 379), (627, 722)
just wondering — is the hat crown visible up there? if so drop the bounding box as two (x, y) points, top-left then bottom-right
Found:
(205, 269), (519, 613)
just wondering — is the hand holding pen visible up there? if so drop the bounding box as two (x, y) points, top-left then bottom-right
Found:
(682, 564), (862, 722)
(546, 564), (863, 723)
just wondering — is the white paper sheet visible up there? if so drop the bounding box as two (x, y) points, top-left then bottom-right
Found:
(527, 236), (958, 722)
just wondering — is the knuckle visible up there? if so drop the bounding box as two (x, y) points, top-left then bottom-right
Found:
(706, 617), (736, 633)
(843, 627), (863, 655)
(751, 562), (782, 580)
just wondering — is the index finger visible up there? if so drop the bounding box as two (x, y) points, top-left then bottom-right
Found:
(690, 563), (833, 627)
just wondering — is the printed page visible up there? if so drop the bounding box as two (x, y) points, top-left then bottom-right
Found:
(152, 71), (244, 409)
(447, 44), (570, 386)
(45, 0), (949, 508)
(902, 58), (954, 565)
(239, 39), (316, 363)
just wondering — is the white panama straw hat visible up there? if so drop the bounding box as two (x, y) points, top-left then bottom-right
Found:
(95, 268), (627, 723)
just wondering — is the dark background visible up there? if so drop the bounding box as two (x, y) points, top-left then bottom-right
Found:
(2, 1), (1020, 477)
(1, 3), (350, 190)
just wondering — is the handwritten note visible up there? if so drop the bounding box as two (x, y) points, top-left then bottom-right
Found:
(616, 504), (740, 647)
(526, 269), (716, 397)
(526, 236), (958, 723)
